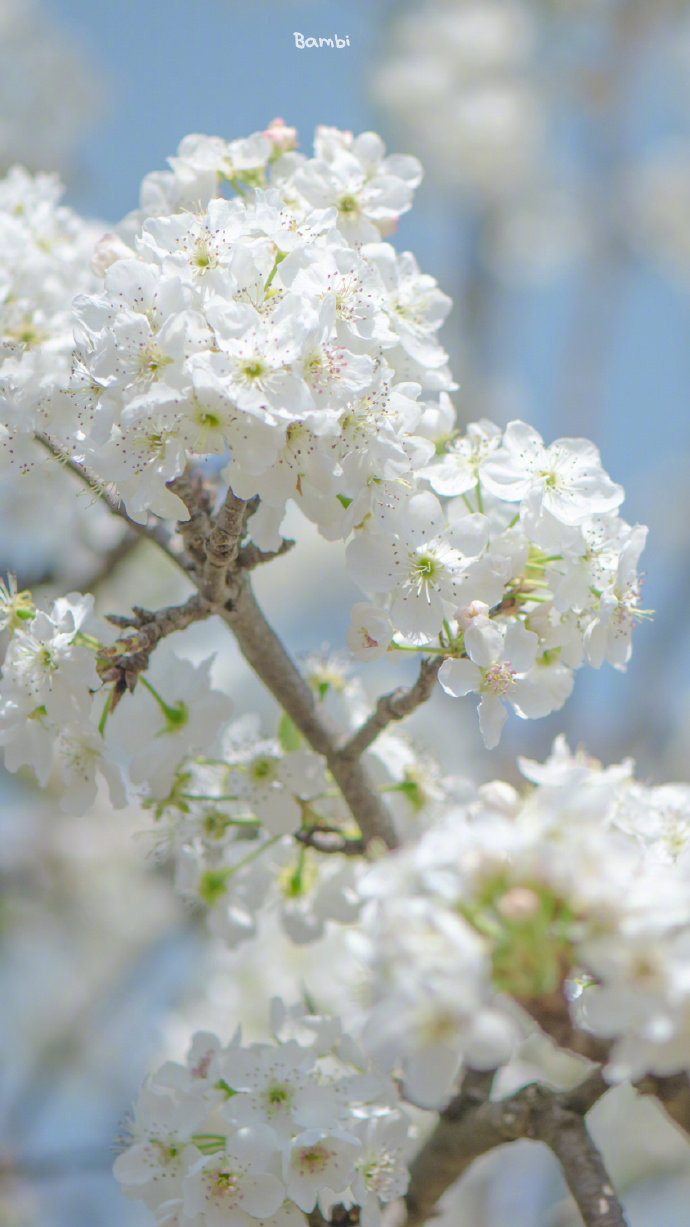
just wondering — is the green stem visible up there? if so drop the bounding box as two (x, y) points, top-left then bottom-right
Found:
(389, 642), (449, 655)
(180, 793), (243, 803)
(139, 675), (186, 724)
(228, 835), (282, 878)
(97, 691), (111, 738)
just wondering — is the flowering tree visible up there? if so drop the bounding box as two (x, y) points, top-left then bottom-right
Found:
(1, 118), (687, 1227)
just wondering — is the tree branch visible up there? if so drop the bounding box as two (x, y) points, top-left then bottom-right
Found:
(201, 487), (254, 602)
(530, 1093), (628, 1227)
(221, 578), (399, 849)
(59, 459), (400, 850)
(168, 469), (213, 574)
(636, 1072), (690, 1141)
(404, 1077), (530, 1227)
(404, 1071), (624, 1227)
(518, 985), (611, 1064)
(340, 657), (443, 761)
(97, 593), (214, 702)
(521, 986), (690, 1142)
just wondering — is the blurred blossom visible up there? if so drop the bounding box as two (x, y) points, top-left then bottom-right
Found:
(624, 143), (690, 283)
(0, 0), (99, 177)
(0, 462), (125, 586)
(372, 0), (544, 203)
(481, 186), (591, 283)
(371, 0), (690, 285)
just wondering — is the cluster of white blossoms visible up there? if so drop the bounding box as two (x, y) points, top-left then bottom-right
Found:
(0, 567), (461, 938)
(0, 165), (103, 469)
(355, 737), (690, 1107)
(59, 120), (443, 528)
(350, 415), (648, 747)
(0, 124), (647, 750)
(148, 679), (470, 949)
(0, 582), (124, 813)
(114, 999), (411, 1227)
(156, 710), (361, 949)
(0, 106), (682, 1227)
(0, 168), (128, 584)
(0, 583), (235, 816)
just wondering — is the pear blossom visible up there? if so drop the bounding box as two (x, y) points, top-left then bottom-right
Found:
(284, 1128), (361, 1212)
(354, 738), (690, 1102)
(349, 1114), (411, 1227)
(183, 1131), (285, 1227)
(0, 590), (104, 789)
(108, 653), (234, 801)
(53, 717), (127, 815)
(582, 523), (649, 669)
(346, 491), (474, 638)
(113, 1080), (208, 1212)
(424, 418), (502, 497)
(480, 421), (624, 525)
(115, 1007), (411, 1226)
(346, 603), (393, 662)
(438, 615), (539, 747)
(290, 128), (423, 243)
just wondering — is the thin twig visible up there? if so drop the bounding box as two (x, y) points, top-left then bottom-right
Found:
(562, 1068), (610, 1117)
(440, 1067), (497, 1121)
(98, 593), (214, 702)
(340, 658), (443, 761)
(295, 826), (366, 856)
(74, 529), (143, 591)
(237, 539), (295, 569)
(518, 985), (611, 1064)
(33, 433), (187, 577)
(104, 593), (214, 639)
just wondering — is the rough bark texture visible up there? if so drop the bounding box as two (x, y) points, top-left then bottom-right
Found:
(404, 1070), (629, 1227)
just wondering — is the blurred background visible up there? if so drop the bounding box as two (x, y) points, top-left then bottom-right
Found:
(3, 0), (690, 1223)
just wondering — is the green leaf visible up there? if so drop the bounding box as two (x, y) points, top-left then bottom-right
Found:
(278, 712), (302, 753)
(336, 494), (352, 509)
